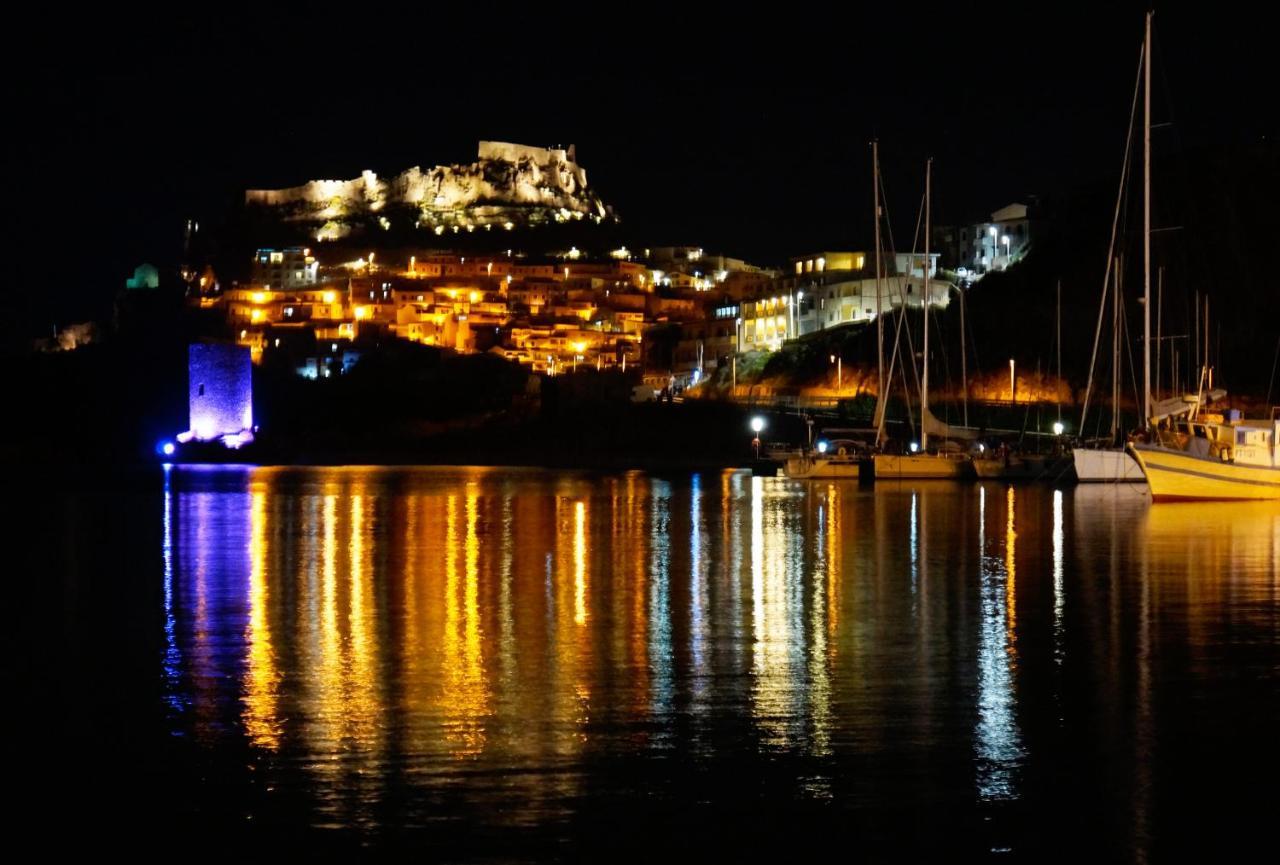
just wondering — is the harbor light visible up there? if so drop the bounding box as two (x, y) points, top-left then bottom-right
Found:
(910, 441), (920, 453)
(1053, 421), (1065, 436)
(817, 440), (829, 454)
(750, 416), (765, 434)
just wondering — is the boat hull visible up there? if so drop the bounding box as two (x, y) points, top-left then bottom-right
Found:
(1131, 444), (1280, 501)
(784, 457), (863, 479)
(973, 455), (1071, 481)
(874, 453), (973, 479)
(1072, 447), (1144, 482)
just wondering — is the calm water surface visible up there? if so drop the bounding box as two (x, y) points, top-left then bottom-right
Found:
(11, 467), (1280, 861)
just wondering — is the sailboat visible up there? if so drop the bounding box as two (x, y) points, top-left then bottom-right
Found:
(1123, 12), (1280, 499)
(1072, 257), (1145, 482)
(874, 158), (974, 480)
(786, 140), (887, 480)
(1072, 25), (1148, 484)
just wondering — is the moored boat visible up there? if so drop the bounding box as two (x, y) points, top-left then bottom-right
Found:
(874, 451), (973, 479)
(785, 453), (864, 479)
(975, 452), (1072, 481)
(1131, 412), (1280, 500)
(1072, 446), (1144, 482)
(784, 438), (870, 479)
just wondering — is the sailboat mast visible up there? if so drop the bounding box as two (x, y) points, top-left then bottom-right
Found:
(1156, 266), (1163, 401)
(1112, 257), (1121, 442)
(874, 140), (884, 409)
(961, 280), (969, 427)
(922, 158), (931, 452)
(1142, 9), (1153, 423)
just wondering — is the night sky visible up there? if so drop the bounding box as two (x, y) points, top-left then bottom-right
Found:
(9, 5), (1275, 335)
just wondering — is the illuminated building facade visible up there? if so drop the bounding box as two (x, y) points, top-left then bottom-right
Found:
(933, 202), (1037, 274)
(252, 247), (318, 289)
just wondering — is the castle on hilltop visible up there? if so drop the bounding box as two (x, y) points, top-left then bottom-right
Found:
(246, 141), (612, 241)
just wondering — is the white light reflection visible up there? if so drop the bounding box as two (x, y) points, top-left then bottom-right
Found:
(161, 465), (185, 712)
(648, 479), (673, 722)
(975, 484), (1025, 801)
(909, 491), (920, 609)
(750, 476), (804, 748)
(689, 474), (708, 699)
(1053, 489), (1064, 666)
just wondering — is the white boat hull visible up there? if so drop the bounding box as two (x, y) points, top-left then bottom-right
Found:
(1072, 447), (1144, 482)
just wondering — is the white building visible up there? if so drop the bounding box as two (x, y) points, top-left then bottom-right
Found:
(252, 247), (319, 290)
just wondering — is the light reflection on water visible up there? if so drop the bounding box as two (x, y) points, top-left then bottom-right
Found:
(151, 466), (1280, 858)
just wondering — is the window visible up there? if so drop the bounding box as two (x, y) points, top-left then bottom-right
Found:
(198, 384), (205, 396)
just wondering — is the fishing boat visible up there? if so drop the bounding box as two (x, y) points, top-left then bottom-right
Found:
(1132, 405), (1280, 500)
(1113, 11), (1280, 500)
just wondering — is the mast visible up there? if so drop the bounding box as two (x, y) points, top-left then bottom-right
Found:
(1142, 9), (1152, 423)
(961, 281), (969, 427)
(1112, 256), (1121, 442)
(1080, 36), (1144, 435)
(1156, 265), (1163, 400)
(921, 158), (931, 452)
(1056, 279), (1062, 427)
(874, 140), (884, 410)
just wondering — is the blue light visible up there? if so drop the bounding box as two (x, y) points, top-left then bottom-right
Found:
(188, 343), (253, 442)
(157, 440), (176, 457)
(816, 439), (829, 454)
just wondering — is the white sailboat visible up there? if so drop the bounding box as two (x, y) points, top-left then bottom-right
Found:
(1072, 31), (1147, 483)
(874, 158), (973, 480)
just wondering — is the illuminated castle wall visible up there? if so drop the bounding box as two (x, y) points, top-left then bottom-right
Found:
(188, 343), (253, 441)
(244, 141), (609, 237)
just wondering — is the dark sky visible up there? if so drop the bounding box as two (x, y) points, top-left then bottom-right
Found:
(9, 5), (1273, 332)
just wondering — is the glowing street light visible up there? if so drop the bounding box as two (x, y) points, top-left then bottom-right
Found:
(830, 353), (842, 391)
(750, 415), (766, 459)
(1053, 421), (1065, 436)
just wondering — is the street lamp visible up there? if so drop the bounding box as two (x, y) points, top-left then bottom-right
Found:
(1002, 234), (1011, 260)
(1009, 358), (1016, 403)
(1053, 421), (1065, 436)
(750, 415), (766, 459)
(988, 226), (998, 269)
(830, 353), (841, 391)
